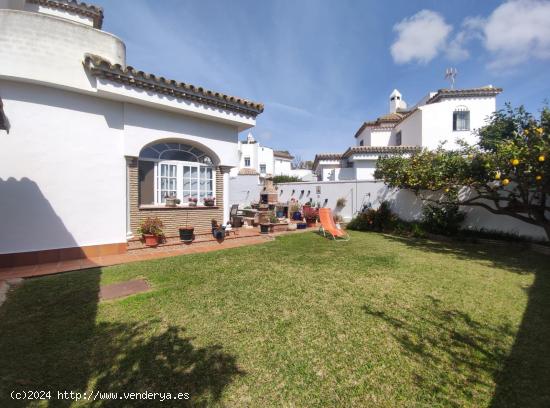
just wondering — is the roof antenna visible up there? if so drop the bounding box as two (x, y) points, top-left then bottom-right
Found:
(445, 67), (458, 89)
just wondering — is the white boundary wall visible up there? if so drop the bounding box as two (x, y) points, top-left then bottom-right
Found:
(274, 180), (547, 240)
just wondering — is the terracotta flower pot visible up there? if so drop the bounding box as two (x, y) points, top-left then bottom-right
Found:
(143, 234), (159, 247)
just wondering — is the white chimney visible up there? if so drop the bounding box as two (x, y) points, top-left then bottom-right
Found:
(389, 89), (407, 113)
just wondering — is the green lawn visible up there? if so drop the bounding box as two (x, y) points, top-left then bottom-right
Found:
(1, 232), (549, 407)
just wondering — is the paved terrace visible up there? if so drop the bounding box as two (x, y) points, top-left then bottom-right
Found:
(0, 228), (311, 281)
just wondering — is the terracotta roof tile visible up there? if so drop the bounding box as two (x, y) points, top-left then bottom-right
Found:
(426, 87), (503, 104)
(273, 150), (294, 159)
(83, 54), (264, 117)
(238, 168), (259, 175)
(342, 145), (421, 158)
(28, 0), (104, 28)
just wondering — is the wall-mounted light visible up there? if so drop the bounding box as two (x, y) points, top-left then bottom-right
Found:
(292, 189), (295, 195)
(280, 190), (283, 195)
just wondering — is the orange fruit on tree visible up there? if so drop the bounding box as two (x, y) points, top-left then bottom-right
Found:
(502, 178), (510, 186)
(539, 155), (545, 162)
(536, 127), (543, 134)
(511, 159), (520, 166)
(536, 175), (542, 181)
(495, 172), (501, 180)
(524, 129), (529, 135)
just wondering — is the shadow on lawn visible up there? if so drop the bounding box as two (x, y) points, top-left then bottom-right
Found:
(0, 269), (242, 407)
(377, 235), (550, 407)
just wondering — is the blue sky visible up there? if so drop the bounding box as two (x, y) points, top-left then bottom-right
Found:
(98, 0), (550, 160)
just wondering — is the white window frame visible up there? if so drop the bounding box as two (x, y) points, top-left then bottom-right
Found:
(259, 164), (267, 174)
(244, 156), (251, 167)
(140, 158), (216, 205)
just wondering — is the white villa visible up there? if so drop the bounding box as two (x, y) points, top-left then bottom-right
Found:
(0, 0), (263, 266)
(313, 86), (502, 181)
(229, 132), (314, 180)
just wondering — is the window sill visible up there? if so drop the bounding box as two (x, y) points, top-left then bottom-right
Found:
(139, 205), (219, 210)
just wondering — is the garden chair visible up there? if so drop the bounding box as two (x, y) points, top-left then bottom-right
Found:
(318, 208), (350, 241)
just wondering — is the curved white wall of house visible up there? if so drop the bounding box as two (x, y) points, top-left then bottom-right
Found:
(123, 103), (240, 167)
(0, 80), (126, 253)
(0, 9), (125, 92)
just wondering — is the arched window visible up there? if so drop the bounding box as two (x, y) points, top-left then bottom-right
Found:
(138, 142), (215, 205)
(453, 105), (470, 131)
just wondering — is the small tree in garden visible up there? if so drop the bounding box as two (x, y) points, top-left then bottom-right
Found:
(374, 104), (550, 240)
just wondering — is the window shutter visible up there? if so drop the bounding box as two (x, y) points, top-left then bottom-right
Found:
(138, 161), (155, 205)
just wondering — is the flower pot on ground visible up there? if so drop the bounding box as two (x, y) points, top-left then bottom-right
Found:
(138, 217), (164, 247)
(287, 223), (297, 231)
(260, 223), (270, 234)
(179, 227), (195, 243)
(306, 218), (317, 228)
(143, 234), (159, 247)
(188, 197), (198, 207)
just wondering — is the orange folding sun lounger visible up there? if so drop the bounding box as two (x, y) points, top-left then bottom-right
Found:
(318, 208), (350, 241)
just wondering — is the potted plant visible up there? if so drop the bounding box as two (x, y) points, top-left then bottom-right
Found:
(179, 210), (194, 243)
(289, 200), (302, 221)
(260, 223), (270, 234)
(138, 216), (164, 247)
(204, 196), (216, 206)
(305, 213), (317, 228)
(188, 197), (198, 207)
(165, 194), (178, 207)
(303, 205), (318, 227)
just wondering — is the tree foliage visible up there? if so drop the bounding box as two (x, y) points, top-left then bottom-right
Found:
(375, 105), (550, 239)
(272, 175), (302, 183)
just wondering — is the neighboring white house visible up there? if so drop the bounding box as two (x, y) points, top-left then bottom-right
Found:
(313, 86), (502, 181)
(229, 132), (313, 180)
(0, 0), (263, 265)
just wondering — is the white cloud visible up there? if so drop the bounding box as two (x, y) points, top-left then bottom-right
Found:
(390, 10), (452, 64)
(391, 1), (550, 69)
(445, 17), (485, 61)
(482, 0), (550, 68)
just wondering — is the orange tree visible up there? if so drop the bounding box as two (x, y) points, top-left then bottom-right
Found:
(374, 105), (550, 240)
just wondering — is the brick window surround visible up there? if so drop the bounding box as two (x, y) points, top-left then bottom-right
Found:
(128, 158), (227, 238)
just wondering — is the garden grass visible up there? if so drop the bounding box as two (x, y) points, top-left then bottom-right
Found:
(0, 231), (548, 407)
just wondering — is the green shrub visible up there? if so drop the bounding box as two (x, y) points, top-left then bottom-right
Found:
(347, 201), (397, 232)
(421, 203), (465, 235)
(273, 175), (302, 183)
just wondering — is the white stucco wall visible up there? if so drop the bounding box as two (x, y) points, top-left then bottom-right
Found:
(0, 80), (126, 253)
(353, 159), (378, 181)
(394, 109), (422, 146)
(370, 129), (393, 146)
(274, 158), (292, 175)
(0, 9), (125, 92)
(123, 103), (240, 167)
(275, 180), (547, 239)
(258, 146), (274, 175)
(420, 97), (496, 150)
(228, 174), (263, 207)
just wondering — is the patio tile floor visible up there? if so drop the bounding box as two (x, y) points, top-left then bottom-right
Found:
(0, 227), (312, 281)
